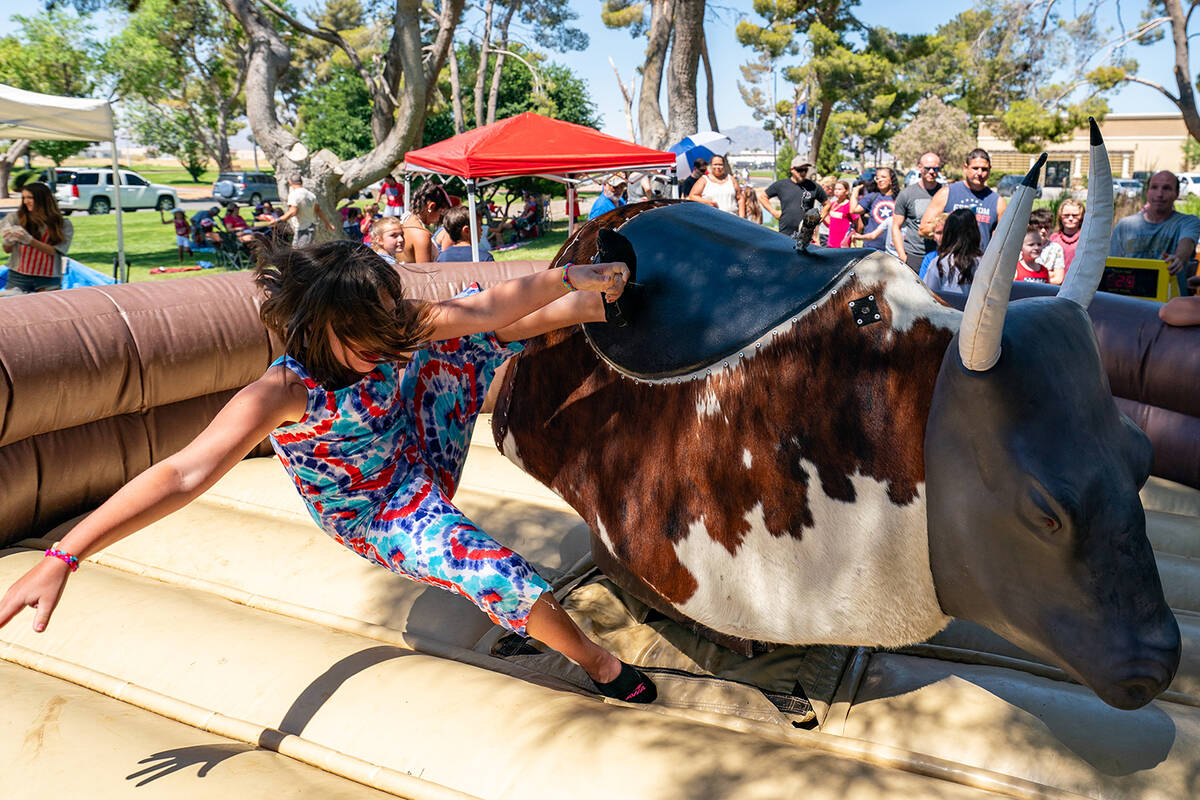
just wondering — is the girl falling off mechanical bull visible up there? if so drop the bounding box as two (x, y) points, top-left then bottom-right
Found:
(0, 238), (658, 705)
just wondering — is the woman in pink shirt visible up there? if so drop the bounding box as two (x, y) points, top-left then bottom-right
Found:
(821, 180), (857, 247)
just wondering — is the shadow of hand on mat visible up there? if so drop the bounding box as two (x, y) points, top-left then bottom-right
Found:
(129, 645), (409, 787)
(126, 743), (253, 787)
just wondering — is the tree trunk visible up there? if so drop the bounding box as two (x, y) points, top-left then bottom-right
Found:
(0, 139), (31, 199)
(808, 97), (833, 166)
(665, 0), (705, 144)
(485, 3), (518, 125)
(700, 28), (718, 132)
(214, 106), (235, 171)
(473, 0), (496, 129)
(449, 44), (466, 135)
(223, 0), (461, 234)
(638, 0), (675, 150)
(1166, 0), (1200, 142)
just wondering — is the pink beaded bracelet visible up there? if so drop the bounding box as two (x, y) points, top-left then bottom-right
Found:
(45, 544), (79, 572)
(561, 263), (578, 292)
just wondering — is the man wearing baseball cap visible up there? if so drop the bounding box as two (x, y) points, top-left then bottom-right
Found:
(757, 157), (828, 239)
(588, 174), (628, 220)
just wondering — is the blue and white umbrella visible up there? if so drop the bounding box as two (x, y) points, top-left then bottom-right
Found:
(668, 131), (732, 179)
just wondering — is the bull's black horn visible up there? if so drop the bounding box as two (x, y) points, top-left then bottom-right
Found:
(1060, 117), (1112, 309)
(958, 154), (1045, 371)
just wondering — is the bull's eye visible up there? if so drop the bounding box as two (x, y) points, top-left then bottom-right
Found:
(1021, 484), (1066, 541)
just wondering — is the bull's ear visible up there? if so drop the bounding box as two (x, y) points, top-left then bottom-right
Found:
(958, 153), (1046, 371)
(1058, 118), (1113, 309)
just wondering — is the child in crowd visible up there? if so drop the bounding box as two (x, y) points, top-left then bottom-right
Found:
(1014, 226), (1049, 283)
(0, 240), (657, 705)
(160, 208), (192, 264)
(343, 206), (364, 240)
(369, 216), (404, 264)
(821, 180), (857, 248)
(1029, 208), (1065, 284)
(741, 184), (762, 225)
(922, 207), (980, 294)
(816, 175), (836, 244)
(437, 206), (494, 263)
(918, 212), (949, 280)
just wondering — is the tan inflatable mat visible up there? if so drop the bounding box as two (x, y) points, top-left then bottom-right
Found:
(2, 418), (1198, 799)
(0, 660), (397, 800)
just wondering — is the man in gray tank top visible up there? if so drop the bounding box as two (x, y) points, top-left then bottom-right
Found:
(919, 149), (1007, 251)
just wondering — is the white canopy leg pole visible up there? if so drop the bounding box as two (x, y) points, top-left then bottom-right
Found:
(467, 180), (479, 262)
(567, 182), (576, 237)
(110, 136), (126, 283)
(404, 175), (411, 214)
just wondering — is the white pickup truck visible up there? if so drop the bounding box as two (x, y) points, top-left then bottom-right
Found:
(52, 168), (180, 215)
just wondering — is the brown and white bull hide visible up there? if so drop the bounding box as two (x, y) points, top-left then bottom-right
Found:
(494, 205), (963, 650)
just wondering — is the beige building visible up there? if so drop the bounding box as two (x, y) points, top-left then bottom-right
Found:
(977, 112), (1190, 187)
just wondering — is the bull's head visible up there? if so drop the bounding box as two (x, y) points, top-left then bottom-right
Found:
(925, 120), (1181, 709)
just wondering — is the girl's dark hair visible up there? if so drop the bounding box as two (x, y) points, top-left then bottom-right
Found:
(1028, 207), (1053, 229)
(17, 182), (65, 246)
(254, 238), (435, 388)
(412, 181), (453, 213)
(936, 207), (981, 286)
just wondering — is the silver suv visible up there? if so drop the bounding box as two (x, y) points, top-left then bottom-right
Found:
(211, 171), (280, 205)
(53, 168), (179, 215)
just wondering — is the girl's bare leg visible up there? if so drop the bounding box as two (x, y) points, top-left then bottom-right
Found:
(524, 593), (622, 683)
(495, 291), (606, 343)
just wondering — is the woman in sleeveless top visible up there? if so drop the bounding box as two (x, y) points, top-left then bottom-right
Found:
(1, 182), (73, 295)
(687, 154), (744, 216)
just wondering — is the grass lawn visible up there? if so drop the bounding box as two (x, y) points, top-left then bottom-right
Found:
(6, 209), (571, 284)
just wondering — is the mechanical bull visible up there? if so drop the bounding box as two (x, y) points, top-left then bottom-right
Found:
(492, 121), (1180, 710)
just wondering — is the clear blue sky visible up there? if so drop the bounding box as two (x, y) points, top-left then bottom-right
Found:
(0, 0), (1179, 139)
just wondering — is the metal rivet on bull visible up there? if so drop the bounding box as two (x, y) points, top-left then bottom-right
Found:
(723, 362), (728, 368)
(874, 314), (880, 320)
(849, 301), (855, 307)
(755, 343), (761, 349)
(857, 319), (862, 325)
(706, 370), (711, 376)
(869, 295), (874, 301)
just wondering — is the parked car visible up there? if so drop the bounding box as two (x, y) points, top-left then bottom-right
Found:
(53, 168), (179, 215)
(1112, 178), (1144, 199)
(211, 171), (280, 204)
(995, 173), (1043, 198)
(1175, 172), (1200, 197)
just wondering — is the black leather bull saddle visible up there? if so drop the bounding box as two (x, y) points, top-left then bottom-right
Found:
(581, 203), (869, 380)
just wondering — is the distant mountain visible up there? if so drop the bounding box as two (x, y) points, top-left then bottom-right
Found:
(723, 125), (774, 154)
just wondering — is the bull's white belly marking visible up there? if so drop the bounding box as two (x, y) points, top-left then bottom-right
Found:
(669, 461), (950, 647)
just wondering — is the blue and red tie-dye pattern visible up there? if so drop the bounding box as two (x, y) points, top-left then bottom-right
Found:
(269, 292), (549, 636)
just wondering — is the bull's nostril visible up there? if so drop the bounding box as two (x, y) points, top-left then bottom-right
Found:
(1113, 672), (1170, 710)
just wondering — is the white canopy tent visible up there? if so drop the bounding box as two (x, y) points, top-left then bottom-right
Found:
(0, 84), (127, 282)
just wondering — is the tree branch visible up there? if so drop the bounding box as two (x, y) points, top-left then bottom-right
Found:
(257, 0), (383, 103)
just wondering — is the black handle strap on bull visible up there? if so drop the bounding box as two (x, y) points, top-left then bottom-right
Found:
(593, 228), (638, 327)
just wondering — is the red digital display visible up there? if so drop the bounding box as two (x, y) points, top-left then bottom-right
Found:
(1099, 267), (1158, 298)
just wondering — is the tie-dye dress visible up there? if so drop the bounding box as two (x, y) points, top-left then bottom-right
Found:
(269, 303), (549, 636)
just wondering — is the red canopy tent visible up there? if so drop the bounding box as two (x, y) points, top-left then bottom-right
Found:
(402, 112), (675, 259)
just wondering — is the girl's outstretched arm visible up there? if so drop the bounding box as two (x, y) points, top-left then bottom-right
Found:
(424, 261), (628, 342)
(0, 371), (305, 634)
